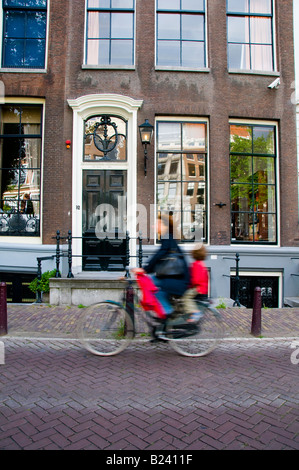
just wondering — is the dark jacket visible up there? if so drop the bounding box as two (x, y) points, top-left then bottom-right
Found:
(144, 236), (190, 296)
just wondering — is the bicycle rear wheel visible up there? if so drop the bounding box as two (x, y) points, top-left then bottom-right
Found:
(167, 307), (222, 357)
(78, 301), (134, 356)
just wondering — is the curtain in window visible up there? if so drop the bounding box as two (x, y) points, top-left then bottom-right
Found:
(87, 13), (100, 65)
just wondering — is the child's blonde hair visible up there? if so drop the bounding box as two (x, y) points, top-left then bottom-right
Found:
(192, 244), (206, 261)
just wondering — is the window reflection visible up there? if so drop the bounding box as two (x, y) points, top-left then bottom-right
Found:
(3, 1), (47, 68)
(84, 115), (127, 161)
(157, 121), (207, 242)
(230, 123), (277, 243)
(0, 104), (42, 236)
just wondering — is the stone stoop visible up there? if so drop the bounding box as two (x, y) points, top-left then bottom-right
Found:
(49, 274), (134, 306)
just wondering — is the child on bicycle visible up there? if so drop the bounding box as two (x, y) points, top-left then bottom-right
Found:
(182, 244), (209, 323)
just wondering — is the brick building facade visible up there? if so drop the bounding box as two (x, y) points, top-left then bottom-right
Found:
(0, 0), (298, 307)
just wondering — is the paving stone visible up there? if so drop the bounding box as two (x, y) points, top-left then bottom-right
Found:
(0, 304), (298, 451)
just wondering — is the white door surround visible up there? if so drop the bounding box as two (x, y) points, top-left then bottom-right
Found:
(68, 94), (143, 273)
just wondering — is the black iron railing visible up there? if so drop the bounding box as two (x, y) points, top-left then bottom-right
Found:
(35, 230), (146, 294)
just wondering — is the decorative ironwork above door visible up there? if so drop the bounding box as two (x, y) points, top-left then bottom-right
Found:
(84, 115), (127, 162)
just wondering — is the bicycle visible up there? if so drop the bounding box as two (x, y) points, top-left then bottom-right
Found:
(77, 274), (223, 357)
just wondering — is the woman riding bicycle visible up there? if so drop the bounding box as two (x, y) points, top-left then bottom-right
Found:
(133, 214), (190, 317)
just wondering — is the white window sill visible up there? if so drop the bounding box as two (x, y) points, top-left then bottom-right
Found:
(82, 64), (135, 71)
(155, 66), (210, 73)
(229, 69), (280, 77)
(0, 68), (47, 73)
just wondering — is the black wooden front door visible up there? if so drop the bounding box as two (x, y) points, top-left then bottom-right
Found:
(82, 170), (127, 271)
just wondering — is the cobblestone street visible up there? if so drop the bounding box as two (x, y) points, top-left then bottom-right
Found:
(1, 334), (298, 451)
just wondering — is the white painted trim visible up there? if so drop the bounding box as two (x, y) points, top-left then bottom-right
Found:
(67, 94), (143, 273)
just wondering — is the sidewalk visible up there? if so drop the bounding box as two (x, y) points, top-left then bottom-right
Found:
(1, 303), (299, 451)
(3, 302), (299, 340)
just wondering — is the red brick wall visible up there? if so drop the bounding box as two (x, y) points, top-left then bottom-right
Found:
(1, 0), (297, 246)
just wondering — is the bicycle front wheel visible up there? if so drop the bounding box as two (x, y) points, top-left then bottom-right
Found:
(168, 307), (223, 357)
(78, 301), (134, 356)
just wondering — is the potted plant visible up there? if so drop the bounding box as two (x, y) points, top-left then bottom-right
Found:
(29, 269), (58, 302)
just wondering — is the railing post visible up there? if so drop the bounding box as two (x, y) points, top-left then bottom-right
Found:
(126, 279), (135, 328)
(233, 253), (241, 307)
(36, 257), (42, 303)
(67, 230), (74, 278)
(125, 231), (130, 275)
(138, 231), (143, 268)
(251, 286), (262, 336)
(0, 282), (7, 336)
(55, 230), (61, 278)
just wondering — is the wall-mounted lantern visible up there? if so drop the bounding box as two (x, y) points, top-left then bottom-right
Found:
(139, 119), (154, 176)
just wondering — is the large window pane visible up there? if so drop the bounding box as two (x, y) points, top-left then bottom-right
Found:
(227, 17), (249, 43)
(86, 3), (134, 66)
(250, 0), (272, 14)
(111, 13), (133, 38)
(182, 14), (204, 40)
(228, 43), (250, 69)
(3, 39), (23, 67)
(251, 45), (273, 71)
(227, 0), (249, 13)
(157, 41), (180, 67)
(230, 125), (252, 153)
(183, 123), (206, 150)
(157, 14), (180, 39)
(157, 122), (181, 150)
(253, 126), (275, 154)
(2, 4), (47, 68)
(5, 11), (25, 37)
(112, 0), (133, 8)
(182, 0), (204, 11)
(156, 120), (207, 242)
(231, 184), (252, 211)
(24, 39), (46, 67)
(99, 13), (110, 38)
(230, 123), (277, 244)
(182, 41), (204, 68)
(158, 154), (181, 181)
(250, 17), (272, 44)
(230, 155), (252, 182)
(157, 0), (180, 9)
(156, 6), (206, 68)
(110, 39), (133, 65)
(0, 105), (42, 236)
(227, 2), (274, 71)
(253, 157), (275, 184)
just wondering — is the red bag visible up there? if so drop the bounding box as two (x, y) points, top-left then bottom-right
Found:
(135, 272), (166, 319)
